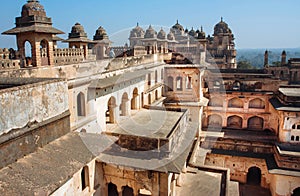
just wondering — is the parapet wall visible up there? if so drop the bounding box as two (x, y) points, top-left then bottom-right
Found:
(0, 78), (69, 136)
(53, 48), (84, 65)
(0, 48), (20, 69)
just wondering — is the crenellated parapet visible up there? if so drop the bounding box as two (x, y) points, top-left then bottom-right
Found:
(53, 48), (84, 65)
(0, 48), (20, 69)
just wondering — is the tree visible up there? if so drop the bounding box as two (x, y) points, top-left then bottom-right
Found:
(237, 60), (255, 69)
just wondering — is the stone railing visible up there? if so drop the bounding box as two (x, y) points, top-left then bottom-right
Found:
(53, 48), (84, 66)
(0, 48), (20, 69)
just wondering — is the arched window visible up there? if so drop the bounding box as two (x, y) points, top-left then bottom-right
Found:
(176, 76), (183, 90)
(208, 114), (222, 128)
(248, 116), (264, 130)
(167, 76), (173, 91)
(249, 98), (265, 109)
(122, 186), (134, 196)
(227, 115), (243, 129)
(247, 167), (261, 185)
(209, 97), (223, 107)
(81, 166), (89, 190)
(292, 124), (296, 129)
(292, 187), (300, 196)
(233, 81), (241, 91)
(186, 76), (192, 89)
(77, 92), (86, 116)
(228, 98), (243, 108)
(291, 135), (295, 141)
(296, 136), (300, 141)
(108, 182), (118, 196)
(148, 73), (151, 85)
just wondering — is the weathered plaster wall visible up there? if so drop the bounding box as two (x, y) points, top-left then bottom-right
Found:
(0, 79), (68, 136)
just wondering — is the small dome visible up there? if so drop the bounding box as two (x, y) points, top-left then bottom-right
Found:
(130, 23), (145, 38)
(144, 25), (157, 39)
(188, 28), (196, 37)
(167, 31), (175, 41)
(69, 23), (87, 38)
(172, 20), (184, 32)
(197, 26), (206, 39)
(157, 28), (166, 39)
(214, 17), (232, 35)
(94, 26), (109, 40)
(22, 0), (46, 17)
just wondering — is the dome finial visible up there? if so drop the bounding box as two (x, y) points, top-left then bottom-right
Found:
(28, 0), (39, 2)
(137, 22), (139, 27)
(221, 17), (223, 22)
(176, 19), (179, 24)
(201, 26), (203, 32)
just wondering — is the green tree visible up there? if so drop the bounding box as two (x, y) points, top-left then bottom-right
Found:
(237, 60), (255, 69)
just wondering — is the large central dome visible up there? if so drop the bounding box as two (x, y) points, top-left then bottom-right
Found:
(214, 17), (232, 35)
(21, 0), (46, 17)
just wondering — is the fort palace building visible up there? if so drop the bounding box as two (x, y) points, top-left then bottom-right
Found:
(0, 1), (299, 196)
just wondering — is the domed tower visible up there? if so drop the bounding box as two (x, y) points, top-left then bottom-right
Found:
(92, 26), (111, 60)
(65, 23), (92, 58)
(172, 20), (184, 36)
(157, 28), (168, 53)
(281, 50), (287, 66)
(207, 17), (237, 69)
(2, 0), (64, 67)
(129, 23), (145, 47)
(142, 25), (158, 54)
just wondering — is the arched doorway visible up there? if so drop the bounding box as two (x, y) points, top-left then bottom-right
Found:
(292, 187), (300, 196)
(131, 88), (139, 110)
(122, 186), (134, 196)
(24, 40), (32, 66)
(40, 39), (49, 66)
(108, 182), (118, 196)
(107, 97), (117, 123)
(247, 167), (261, 185)
(120, 93), (129, 116)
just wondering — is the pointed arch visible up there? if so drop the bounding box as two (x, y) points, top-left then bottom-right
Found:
(228, 97), (243, 108)
(248, 116), (264, 130)
(249, 98), (265, 109)
(227, 115), (243, 129)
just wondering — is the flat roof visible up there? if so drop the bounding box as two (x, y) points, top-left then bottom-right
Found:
(109, 109), (184, 138)
(99, 122), (198, 173)
(279, 88), (300, 97)
(0, 133), (117, 195)
(269, 97), (300, 112)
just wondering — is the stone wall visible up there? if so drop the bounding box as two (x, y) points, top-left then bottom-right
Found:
(0, 78), (69, 135)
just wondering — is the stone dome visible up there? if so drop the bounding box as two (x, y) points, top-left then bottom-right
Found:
(197, 26), (206, 39)
(172, 20), (184, 32)
(188, 28), (196, 37)
(157, 28), (166, 39)
(167, 31), (175, 41)
(22, 0), (46, 17)
(214, 17), (232, 35)
(69, 23), (87, 38)
(144, 25), (157, 39)
(94, 26), (108, 40)
(130, 23), (145, 38)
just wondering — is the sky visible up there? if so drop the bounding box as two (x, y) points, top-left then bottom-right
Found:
(0, 0), (300, 49)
